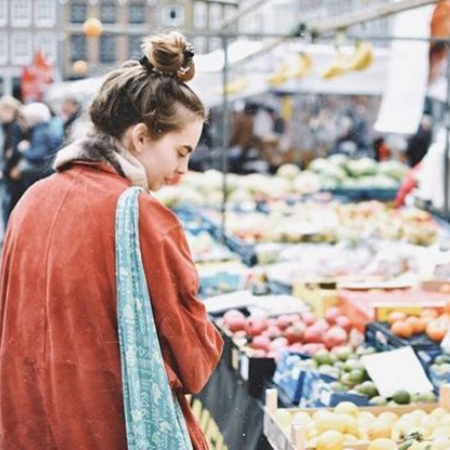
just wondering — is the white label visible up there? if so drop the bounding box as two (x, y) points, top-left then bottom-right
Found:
(362, 346), (434, 398)
(240, 354), (249, 381)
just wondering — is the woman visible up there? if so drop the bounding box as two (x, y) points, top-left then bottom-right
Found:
(16, 102), (64, 190)
(0, 31), (223, 449)
(0, 96), (27, 226)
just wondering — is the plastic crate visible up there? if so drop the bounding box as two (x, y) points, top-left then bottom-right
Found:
(365, 322), (442, 354)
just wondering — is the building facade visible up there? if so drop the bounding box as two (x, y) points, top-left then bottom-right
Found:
(63, 0), (239, 80)
(0, 0), (61, 97)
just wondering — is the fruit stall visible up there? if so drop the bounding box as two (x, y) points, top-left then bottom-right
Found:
(155, 161), (450, 450)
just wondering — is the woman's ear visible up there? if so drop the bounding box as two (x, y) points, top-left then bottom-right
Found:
(129, 123), (149, 154)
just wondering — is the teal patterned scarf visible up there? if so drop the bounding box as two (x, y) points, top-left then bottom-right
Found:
(115, 187), (193, 450)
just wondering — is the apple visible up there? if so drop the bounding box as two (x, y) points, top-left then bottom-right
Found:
(302, 343), (326, 356)
(303, 324), (324, 343)
(223, 310), (247, 332)
(246, 316), (269, 337)
(263, 325), (282, 339)
(269, 337), (289, 352)
(335, 316), (352, 333)
(249, 349), (267, 358)
(315, 319), (331, 333)
(289, 343), (304, 353)
(301, 312), (317, 326)
(325, 307), (341, 325)
(324, 326), (348, 349)
(275, 314), (293, 330)
(250, 335), (271, 352)
(285, 323), (306, 344)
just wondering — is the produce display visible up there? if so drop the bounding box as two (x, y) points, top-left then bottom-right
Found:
(155, 157), (409, 208)
(203, 201), (440, 247)
(264, 388), (450, 450)
(156, 165), (450, 450)
(217, 307), (359, 361)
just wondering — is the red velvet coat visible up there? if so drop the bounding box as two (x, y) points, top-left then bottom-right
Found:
(0, 161), (223, 449)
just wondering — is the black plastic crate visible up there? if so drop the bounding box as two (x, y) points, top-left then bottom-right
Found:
(365, 321), (442, 354)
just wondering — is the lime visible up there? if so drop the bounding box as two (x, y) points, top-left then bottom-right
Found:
(392, 389), (411, 405)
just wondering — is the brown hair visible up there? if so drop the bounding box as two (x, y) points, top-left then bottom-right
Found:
(89, 31), (206, 140)
(0, 96), (26, 130)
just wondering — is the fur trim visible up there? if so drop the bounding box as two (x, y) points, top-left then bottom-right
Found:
(53, 133), (148, 190)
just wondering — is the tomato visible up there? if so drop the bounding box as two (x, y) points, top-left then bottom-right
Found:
(426, 319), (449, 342)
(406, 316), (428, 334)
(387, 311), (407, 325)
(391, 320), (414, 339)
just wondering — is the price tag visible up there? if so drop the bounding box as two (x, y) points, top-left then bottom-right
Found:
(240, 354), (249, 381)
(231, 347), (240, 371)
(361, 346), (433, 398)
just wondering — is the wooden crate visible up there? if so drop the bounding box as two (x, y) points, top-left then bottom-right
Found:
(263, 386), (450, 450)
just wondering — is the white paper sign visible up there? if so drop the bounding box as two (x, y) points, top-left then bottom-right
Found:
(361, 346), (434, 398)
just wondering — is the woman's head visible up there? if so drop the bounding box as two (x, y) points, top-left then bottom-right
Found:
(89, 31), (206, 190)
(22, 102), (51, 127)
(0, 96), (22, 124)
(89, 31), (206, 140)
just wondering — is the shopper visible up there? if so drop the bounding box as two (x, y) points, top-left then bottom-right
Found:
(16, 102), (64, 190)
(59, 96), (82, 140)
(0, 96), (27, 227)
(0, 31), (223, 450)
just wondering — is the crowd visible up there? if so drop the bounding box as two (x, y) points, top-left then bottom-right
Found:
(0, 96), (83, 238)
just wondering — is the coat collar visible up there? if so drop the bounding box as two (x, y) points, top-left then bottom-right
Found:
(53, 133), (148, 190)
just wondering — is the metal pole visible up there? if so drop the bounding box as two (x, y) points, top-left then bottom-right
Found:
(220, 34), (229, 242)
(444, 44), (450, 219)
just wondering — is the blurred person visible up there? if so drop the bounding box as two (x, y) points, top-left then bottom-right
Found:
(406, 114), (433, 167)
(15, 102), (64, 189)
(228, 101), (257, 172)
(0, 31), (223, 450)
(59, 96), (82, 140)
(0, 96), (27, 226)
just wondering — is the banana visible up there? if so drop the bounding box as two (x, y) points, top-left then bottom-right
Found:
(294, 52), (313, 78)
(267, 52), (313, 85)
(321, 41), (373, 79)
(347, 41), (373, 71)
(217, 76), (249, 96)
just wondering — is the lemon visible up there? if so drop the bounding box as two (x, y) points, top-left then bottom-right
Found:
(368, 438), (398, 450)
(378, 412), (399, 424)
(367, 419), (393, 440)
(334, 402), (359, 417)
(315, 430), (345, 450)
(292, 411), (312, 426)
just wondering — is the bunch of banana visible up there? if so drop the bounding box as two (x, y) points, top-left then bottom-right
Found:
(267, 52), (313, 86)
(216, 76), (249, 96)
(321, 41), (374, 79)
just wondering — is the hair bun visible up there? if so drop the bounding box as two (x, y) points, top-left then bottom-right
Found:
(141, 31), (195, 82)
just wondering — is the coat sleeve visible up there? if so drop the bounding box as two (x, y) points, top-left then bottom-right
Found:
(139, 217), (224, 395)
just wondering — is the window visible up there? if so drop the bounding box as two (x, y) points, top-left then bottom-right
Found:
(193, 2), (207, 30)
(100, 35), (116, 63)
(0, 32), (8, 65)
(100, 3), (116, 24)
(193, 37), (207, 55)
(11, 0), (31, 27)
(209, 37), (221, 52)
(35, 0), (56, 27)
(129, 3), (145, 24)
(209, 4), (222, 31)
(0, 0), (8, 27)
(128, 35), (143, 59)
(161, 5), (184, 27)
(35, 32), (56, 63)
(70, 3), (87, 24)
(11, 32), (32, 65)
(70, 34), (87, 62)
